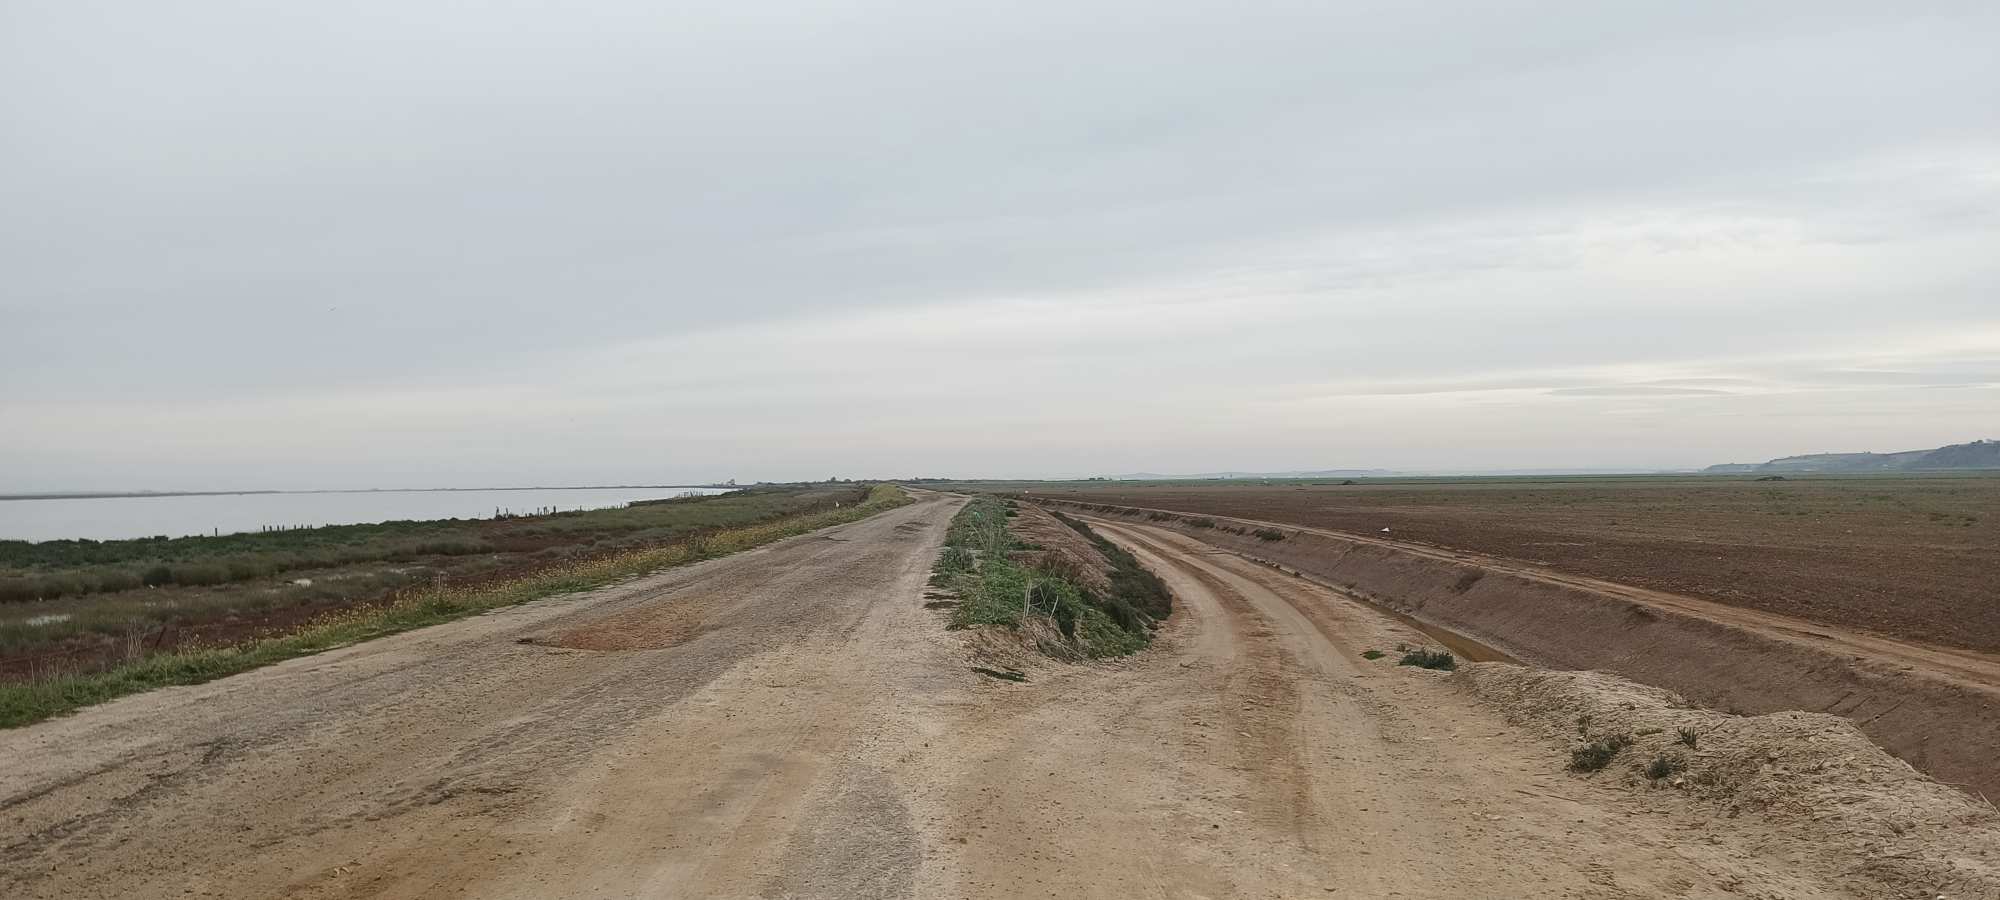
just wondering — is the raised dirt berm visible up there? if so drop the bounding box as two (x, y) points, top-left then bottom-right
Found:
(1041, 498), (2000, 802)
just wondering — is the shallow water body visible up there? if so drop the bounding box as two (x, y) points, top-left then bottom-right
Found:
(0, 487), (733, 542)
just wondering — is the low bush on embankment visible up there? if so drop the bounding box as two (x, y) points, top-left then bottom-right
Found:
(0, 485), (911, 728)
(931, 496), (1169, 658)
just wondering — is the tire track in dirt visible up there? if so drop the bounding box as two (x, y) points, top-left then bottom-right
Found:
(0, 495), (961, 900)
(1063, 518), (1866, 899)
(0, 493), (1924, 899)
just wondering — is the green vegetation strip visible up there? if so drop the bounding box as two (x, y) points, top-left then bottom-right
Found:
(0, 485), (910, 728)
(932, 497), (1169, 658)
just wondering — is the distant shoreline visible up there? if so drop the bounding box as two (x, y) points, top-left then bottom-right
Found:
(0, 486), (733, 502)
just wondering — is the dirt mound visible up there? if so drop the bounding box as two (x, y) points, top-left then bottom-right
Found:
(1003, 503), (1114, 597)
(932, 500), (1165, 664)
(1460, 663), (2000, 898)
(957, 615), (1081, 670)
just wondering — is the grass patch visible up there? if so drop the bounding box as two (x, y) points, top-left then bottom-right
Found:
(1397, 648), (1457, 670)
(1251, 527), (1288, 541)
(1644, 753), (1687, 780)
(1569, 733), (1633, 772)
(0, 486), (911, 728)
(1361, 649), (1386, 660)
(933, 498), (1168, 659)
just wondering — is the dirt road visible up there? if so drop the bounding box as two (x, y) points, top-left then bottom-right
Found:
(0, 495), (1898, 898)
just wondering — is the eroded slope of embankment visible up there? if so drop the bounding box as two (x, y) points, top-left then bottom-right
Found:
(1037, 498), (2000, 801)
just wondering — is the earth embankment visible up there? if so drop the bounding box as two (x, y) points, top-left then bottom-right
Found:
(1039, 497), (2000, 801)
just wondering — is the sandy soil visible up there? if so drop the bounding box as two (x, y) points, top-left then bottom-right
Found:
(0, 492), (1976, 899)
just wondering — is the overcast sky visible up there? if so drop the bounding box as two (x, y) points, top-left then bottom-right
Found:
(4, 1), (1997, 489)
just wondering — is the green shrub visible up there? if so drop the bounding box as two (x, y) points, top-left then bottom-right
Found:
(0, 578), (34, 603)
(1398, 648), (1456, 670)
(225, 559), (271, 581)
(19, 574), (79, 601)
(91, 570), (143, 593)
(168, 564), (231, 587)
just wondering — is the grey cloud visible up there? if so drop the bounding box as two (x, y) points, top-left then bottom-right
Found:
(1546, 386), (1734, 397)
(3, 1), (1999, 487)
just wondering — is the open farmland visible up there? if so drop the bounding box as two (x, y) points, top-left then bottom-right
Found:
(1010, 474), (2000, 653)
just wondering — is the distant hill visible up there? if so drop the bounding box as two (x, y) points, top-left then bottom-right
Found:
(1705, 439), (2000, 474)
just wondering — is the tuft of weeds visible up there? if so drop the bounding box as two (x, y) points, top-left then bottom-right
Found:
(935, 546), (976, 574)
(1569, 733), (1633, 772)
(1186, 517), (1217, 529)
(1645, 754), (1687, 780)
(1397, 648), (1456, 671)
(1676, 727), (1699, 749)
(1251, 528), (1288, 542)
(1360, 649), (1386, 660)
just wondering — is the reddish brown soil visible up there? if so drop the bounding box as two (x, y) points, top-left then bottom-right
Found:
(1019, 476), (2000, 653)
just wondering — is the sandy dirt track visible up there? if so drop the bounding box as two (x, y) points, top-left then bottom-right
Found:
(0, 494), (1896, 898)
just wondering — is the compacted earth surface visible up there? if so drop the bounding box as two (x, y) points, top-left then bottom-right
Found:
(1012, 476), (2000, 653)
(2, 492), (1992, 899)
